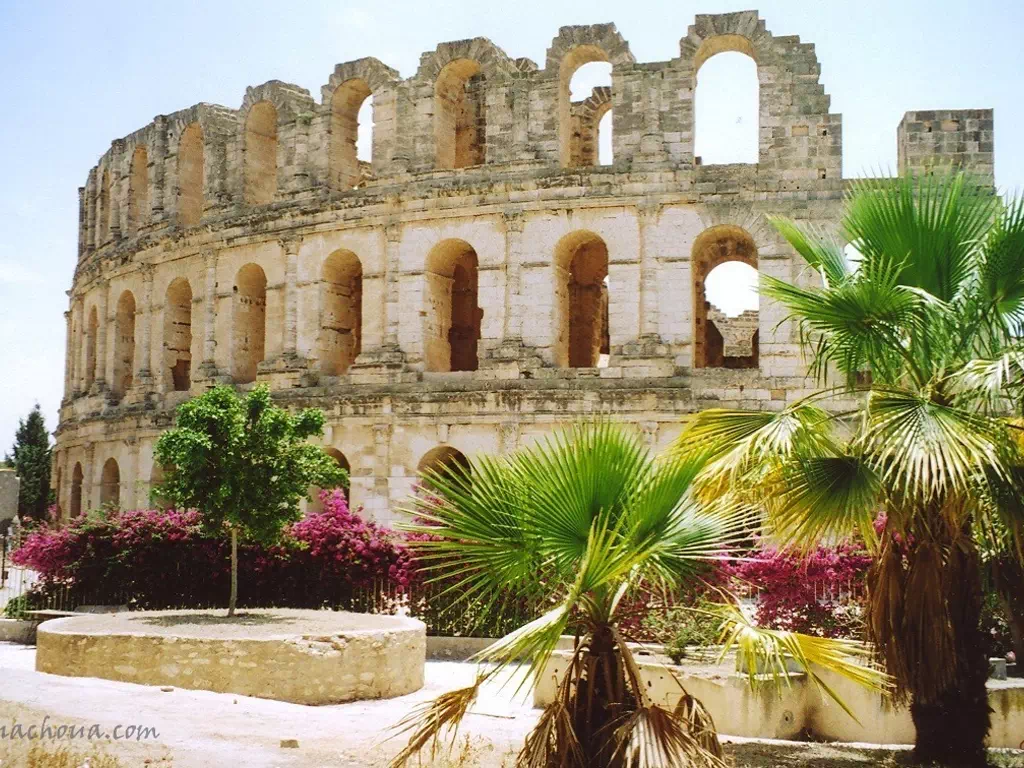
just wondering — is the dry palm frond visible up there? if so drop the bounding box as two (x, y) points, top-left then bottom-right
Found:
(387, 679), (483, 768)
(519, 663), (585, 768)
(899, 539), (956, 702)
(672, 693), (723, 760)
(607, 703), (728, 768)
(867, 539), (910, 697)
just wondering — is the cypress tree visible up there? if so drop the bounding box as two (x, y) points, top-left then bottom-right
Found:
(4, 404), (53, 520)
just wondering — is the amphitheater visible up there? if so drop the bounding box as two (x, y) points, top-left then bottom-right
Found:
(52, 11), (995, 524)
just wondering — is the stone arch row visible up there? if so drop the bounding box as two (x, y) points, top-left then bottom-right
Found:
(66, 221), (764, 399)
(79, 13), (834, 257)
(57, 442), (470, 522)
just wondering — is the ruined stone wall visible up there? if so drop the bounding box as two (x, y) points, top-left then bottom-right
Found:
(54, 12), (996, 525)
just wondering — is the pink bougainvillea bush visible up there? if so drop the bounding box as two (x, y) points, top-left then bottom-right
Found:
(12, 490), (411, 611)
(727, 541), (872, 638)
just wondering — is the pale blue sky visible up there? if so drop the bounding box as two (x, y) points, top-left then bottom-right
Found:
(1, 0), (1021, 447)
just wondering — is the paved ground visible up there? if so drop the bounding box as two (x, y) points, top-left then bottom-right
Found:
(0, 641), (533, 767)
(3, 642), (1022, 767)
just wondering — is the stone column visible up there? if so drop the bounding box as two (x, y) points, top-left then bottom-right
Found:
(282, 237), (300, 358)
(109, 140), (124, 242)
(197, 250), (219, 380)
(83, 444), (95, 513)
(76, 187), (86, 261)
(136, 265), (155, 385)
(62, 309), (73, 399)
(383, 223), (402, 349)
(150, 116), (169, 225)
(95, 282), (109, 392)
(502, 211), (524, 341)
(637, 203), (662, 341)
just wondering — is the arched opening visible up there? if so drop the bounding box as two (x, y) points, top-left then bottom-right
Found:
(308, 447), (351, 514)
(112, 290), (137, 399)
(232, 264), (267, 384)
(85, 306), (98, 390)
(424, 239), (481, 372)
(244, 101), (278, 205)
(330, 79), (374, 190)
(694, 43), (759, 166)
(98, 168), (111, 244)
(692, 225), (759, 369)
(129, 146), (149, 233)
(319, 250), (363, 375)
(417, 445), (471, 491)
(70, 462), (83, 518)
(100, 458), (120, 509)
(555, 231), (609, 368)
(177, 123), (204, 227)
(559, 47), (612, 168)
(434, 59), (486, 170)
(163, 278), (193, 391)
(567, 61), (613, 167)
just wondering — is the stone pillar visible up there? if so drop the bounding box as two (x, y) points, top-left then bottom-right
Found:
(63, 309), (73, 400)
(197, 250), (220, 381)
(637, 203), (662, 341)
(94, 282), (109, 392)
(83, 444), (95, 513)
(150, 116), (169, 225)
(109, 140), (124, 242)
(384, 224), (402, 348)
(502, 211), (524, 341)
(136, 266), (155, 386)
(282, 237), (300, 357)
(76, 187), (86, 261)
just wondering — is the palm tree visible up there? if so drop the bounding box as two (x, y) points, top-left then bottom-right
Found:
(389, 422), (886, 768)
(674, 171), (1024, 766)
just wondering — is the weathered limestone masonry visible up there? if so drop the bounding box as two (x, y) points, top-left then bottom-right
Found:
(53, 12), (995, 524)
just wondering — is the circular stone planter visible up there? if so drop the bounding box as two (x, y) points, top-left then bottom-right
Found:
(36, 608), (425, 705)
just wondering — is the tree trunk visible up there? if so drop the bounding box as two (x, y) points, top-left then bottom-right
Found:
(228, 526), (238, 617)
(570, 624), (633, 768)
(909, 539), (990, 767)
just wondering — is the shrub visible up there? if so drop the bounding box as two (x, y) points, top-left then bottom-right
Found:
(642, 602), (724, 664)
(727, 541), (871, 638)
(11, 490), (409, 611)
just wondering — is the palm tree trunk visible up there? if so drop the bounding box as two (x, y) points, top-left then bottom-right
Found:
(228, 526), (238, 618)
(909, 539), (990, 767)
(572, 624), (632, 768)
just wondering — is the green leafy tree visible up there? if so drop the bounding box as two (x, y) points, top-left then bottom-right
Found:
(4, 404), (53, 521)
(675, 171), (1024, 766)
(153, 385), (347, 616)
(390, 422), (886, 768)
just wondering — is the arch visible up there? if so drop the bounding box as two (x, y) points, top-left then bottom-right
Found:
(128, 146), (149, 233)
(424, 239), (482, 372)
(99, 457), (120, 508)
(694, 48), (759, 165)
(558, 46), (611, 168)
(70, 462), (83, 518)
(554, 231), (609, 368)
(244, 101), (278, 205)
(434, 59), (486, 170)
(308, 447), (351, 513)
(417, 445), (470, 487)
(112, 290), (137, 399)
(329, 78), (373, 190)
(232, 263), (267, 384)
(319, 250), (363, 375)
(692, 225), (759, 369)
(98, 167), (111, 244)
(85, 306), (98, 389)
(177, 123), (204, 227)
(163, 278), (193, 391)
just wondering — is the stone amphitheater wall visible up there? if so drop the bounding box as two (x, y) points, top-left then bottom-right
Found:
(54, 12), (995, 524)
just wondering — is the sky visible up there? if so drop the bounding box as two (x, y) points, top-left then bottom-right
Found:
(0, 0), (1022, 449)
